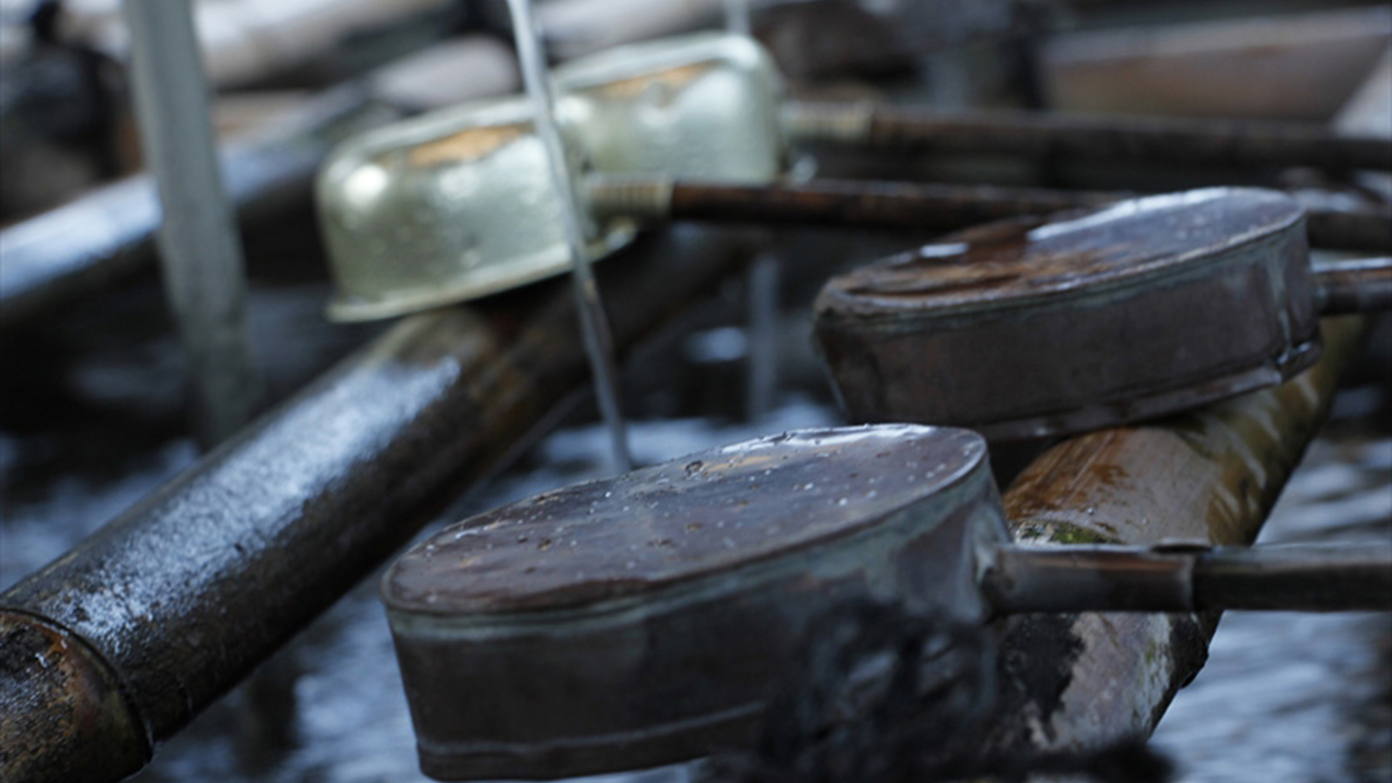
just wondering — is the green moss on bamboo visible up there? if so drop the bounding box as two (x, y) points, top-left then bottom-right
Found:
(1015, 520), (1119, 545)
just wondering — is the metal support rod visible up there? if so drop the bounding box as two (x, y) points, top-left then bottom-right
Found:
(1314, 257), (1392, 314)
(586, 176), (1392, 254)
(122, 0), (262, 445)
(982, 542), (1392, 614)
(724, 0), (751, 35)
(507, 0), (632, 472)
(783, 102), (1392, 171)
(0, 226), (751, 783)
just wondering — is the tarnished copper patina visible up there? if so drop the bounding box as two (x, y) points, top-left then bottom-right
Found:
(382, 425), (1008, 780)
(814, 187), (1322, 441)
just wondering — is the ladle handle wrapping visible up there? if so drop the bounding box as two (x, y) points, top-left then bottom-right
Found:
(1313, 257), (1392, 314)
(982, 542), (1392, 614)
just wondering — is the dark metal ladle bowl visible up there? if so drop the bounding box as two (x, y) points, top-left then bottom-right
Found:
(381, 424), (1390, 780)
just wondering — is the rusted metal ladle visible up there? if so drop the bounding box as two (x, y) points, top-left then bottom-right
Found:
(814, 188), (1391, 440)
(381, 424), (1389, 781)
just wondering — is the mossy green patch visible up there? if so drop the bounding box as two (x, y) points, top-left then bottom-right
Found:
(1015, 520), (1120, 545)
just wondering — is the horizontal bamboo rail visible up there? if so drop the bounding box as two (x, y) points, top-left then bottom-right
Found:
(0, 92), (388, 331)
(589, 177), (1392, 254)
(785, 102), (1392, 171)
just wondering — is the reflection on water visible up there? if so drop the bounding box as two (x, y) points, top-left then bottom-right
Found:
(1153, 433), (1392, 783)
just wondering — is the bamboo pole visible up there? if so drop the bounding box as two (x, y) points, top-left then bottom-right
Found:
(784, 102), (1392, 171)
(971, 314), (1368, 759)
(0, 226), (753, 783)
(589, 177), (1392, 254)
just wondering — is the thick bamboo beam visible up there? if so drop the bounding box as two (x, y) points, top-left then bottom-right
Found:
(0, 226), (752, 783)
(974, 314), (1367, 758)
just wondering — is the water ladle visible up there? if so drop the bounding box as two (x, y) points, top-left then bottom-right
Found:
(381, 424), (1390, 781)
(317, 33), (785, 321)
(814, 188), (1392, 440)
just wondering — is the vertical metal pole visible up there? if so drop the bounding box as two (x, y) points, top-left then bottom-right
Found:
(724, 0), (751, 35)
(123, 0), (262, 446)
(507, 0), (632, 472)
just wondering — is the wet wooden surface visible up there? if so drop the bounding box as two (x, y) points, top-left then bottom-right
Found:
(977, 314), (1367, 758)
